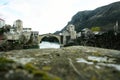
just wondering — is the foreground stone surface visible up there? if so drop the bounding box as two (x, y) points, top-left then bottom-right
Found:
(0, 46), (120, 80)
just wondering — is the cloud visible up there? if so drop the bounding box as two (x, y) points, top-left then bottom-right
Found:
(3, 0), (77, 34)
(0, 0), (119, 34)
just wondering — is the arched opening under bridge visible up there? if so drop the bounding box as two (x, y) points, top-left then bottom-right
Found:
(39, 34), (61, 48)
(40, 36), (60, 44)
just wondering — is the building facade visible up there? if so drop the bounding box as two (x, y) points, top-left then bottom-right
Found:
(0, 18), (5, 28)
(62, 24), (77, 45)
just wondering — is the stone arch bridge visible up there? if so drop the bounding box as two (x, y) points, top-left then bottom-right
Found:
(38, 33), (63, 46)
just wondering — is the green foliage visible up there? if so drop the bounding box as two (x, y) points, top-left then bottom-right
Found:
(0, 59), (61, 80)
(24, 63), (38, 72)
(0, 57), (15, 71)
(42, 66), (52, 71)
(91, 27), (101, 32)
(0, 57), (15, 64)
(23, 45), (39, 49)
(24, 63), (61, 80)
(0, 28), (3, 34)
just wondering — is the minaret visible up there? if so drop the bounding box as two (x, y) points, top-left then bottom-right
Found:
(114, 21), (119, 35)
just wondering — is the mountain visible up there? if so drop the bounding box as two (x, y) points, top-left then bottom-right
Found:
(55, 1), (120, 34)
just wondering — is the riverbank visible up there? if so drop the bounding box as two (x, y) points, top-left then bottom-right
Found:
(0, 46), (120, 80)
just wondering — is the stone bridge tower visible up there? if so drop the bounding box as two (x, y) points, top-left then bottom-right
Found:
(13, 19), (23, 33)
(62, 24), (77, 45)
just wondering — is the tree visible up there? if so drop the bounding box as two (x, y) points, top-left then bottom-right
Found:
(91, 27), (101, 32)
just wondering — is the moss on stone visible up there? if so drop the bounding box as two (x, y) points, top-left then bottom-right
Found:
(0, 57), (15, 63)
(0, 58), (61, 80)
(0, 57), (15, 71)
(24, 63), (61, 80)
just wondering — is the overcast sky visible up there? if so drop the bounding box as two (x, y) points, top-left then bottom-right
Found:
(0, 0), (119, 34)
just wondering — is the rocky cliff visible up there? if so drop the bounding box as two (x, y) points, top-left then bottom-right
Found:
(55, 1), (120, 34)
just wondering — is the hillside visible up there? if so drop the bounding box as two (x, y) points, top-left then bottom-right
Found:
(55, 1), (120, 34)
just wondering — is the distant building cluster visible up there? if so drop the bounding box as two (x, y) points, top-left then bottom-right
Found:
(0, 17), (119, 50)
(61, 21), (119, 46)
(4, 19), (39, 42)
(0, 18), (39, 50)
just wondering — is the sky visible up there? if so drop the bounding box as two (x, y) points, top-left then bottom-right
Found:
(0, 0), (119, 34)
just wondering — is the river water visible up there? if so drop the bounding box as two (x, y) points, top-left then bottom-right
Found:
(39, 41), (60, 49)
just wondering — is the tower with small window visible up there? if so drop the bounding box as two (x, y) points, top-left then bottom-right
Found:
(13, 19), (23, 33)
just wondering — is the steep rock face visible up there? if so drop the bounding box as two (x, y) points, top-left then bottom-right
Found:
(55, 1), (120, 34)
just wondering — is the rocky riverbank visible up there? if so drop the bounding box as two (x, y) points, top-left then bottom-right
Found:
(0, 46), (120, 80)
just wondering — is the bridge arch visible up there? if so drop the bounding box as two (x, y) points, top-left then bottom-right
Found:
(39, 33), (61, 44)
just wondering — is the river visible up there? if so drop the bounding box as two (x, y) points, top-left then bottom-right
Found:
(39, 41), (60, 49)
